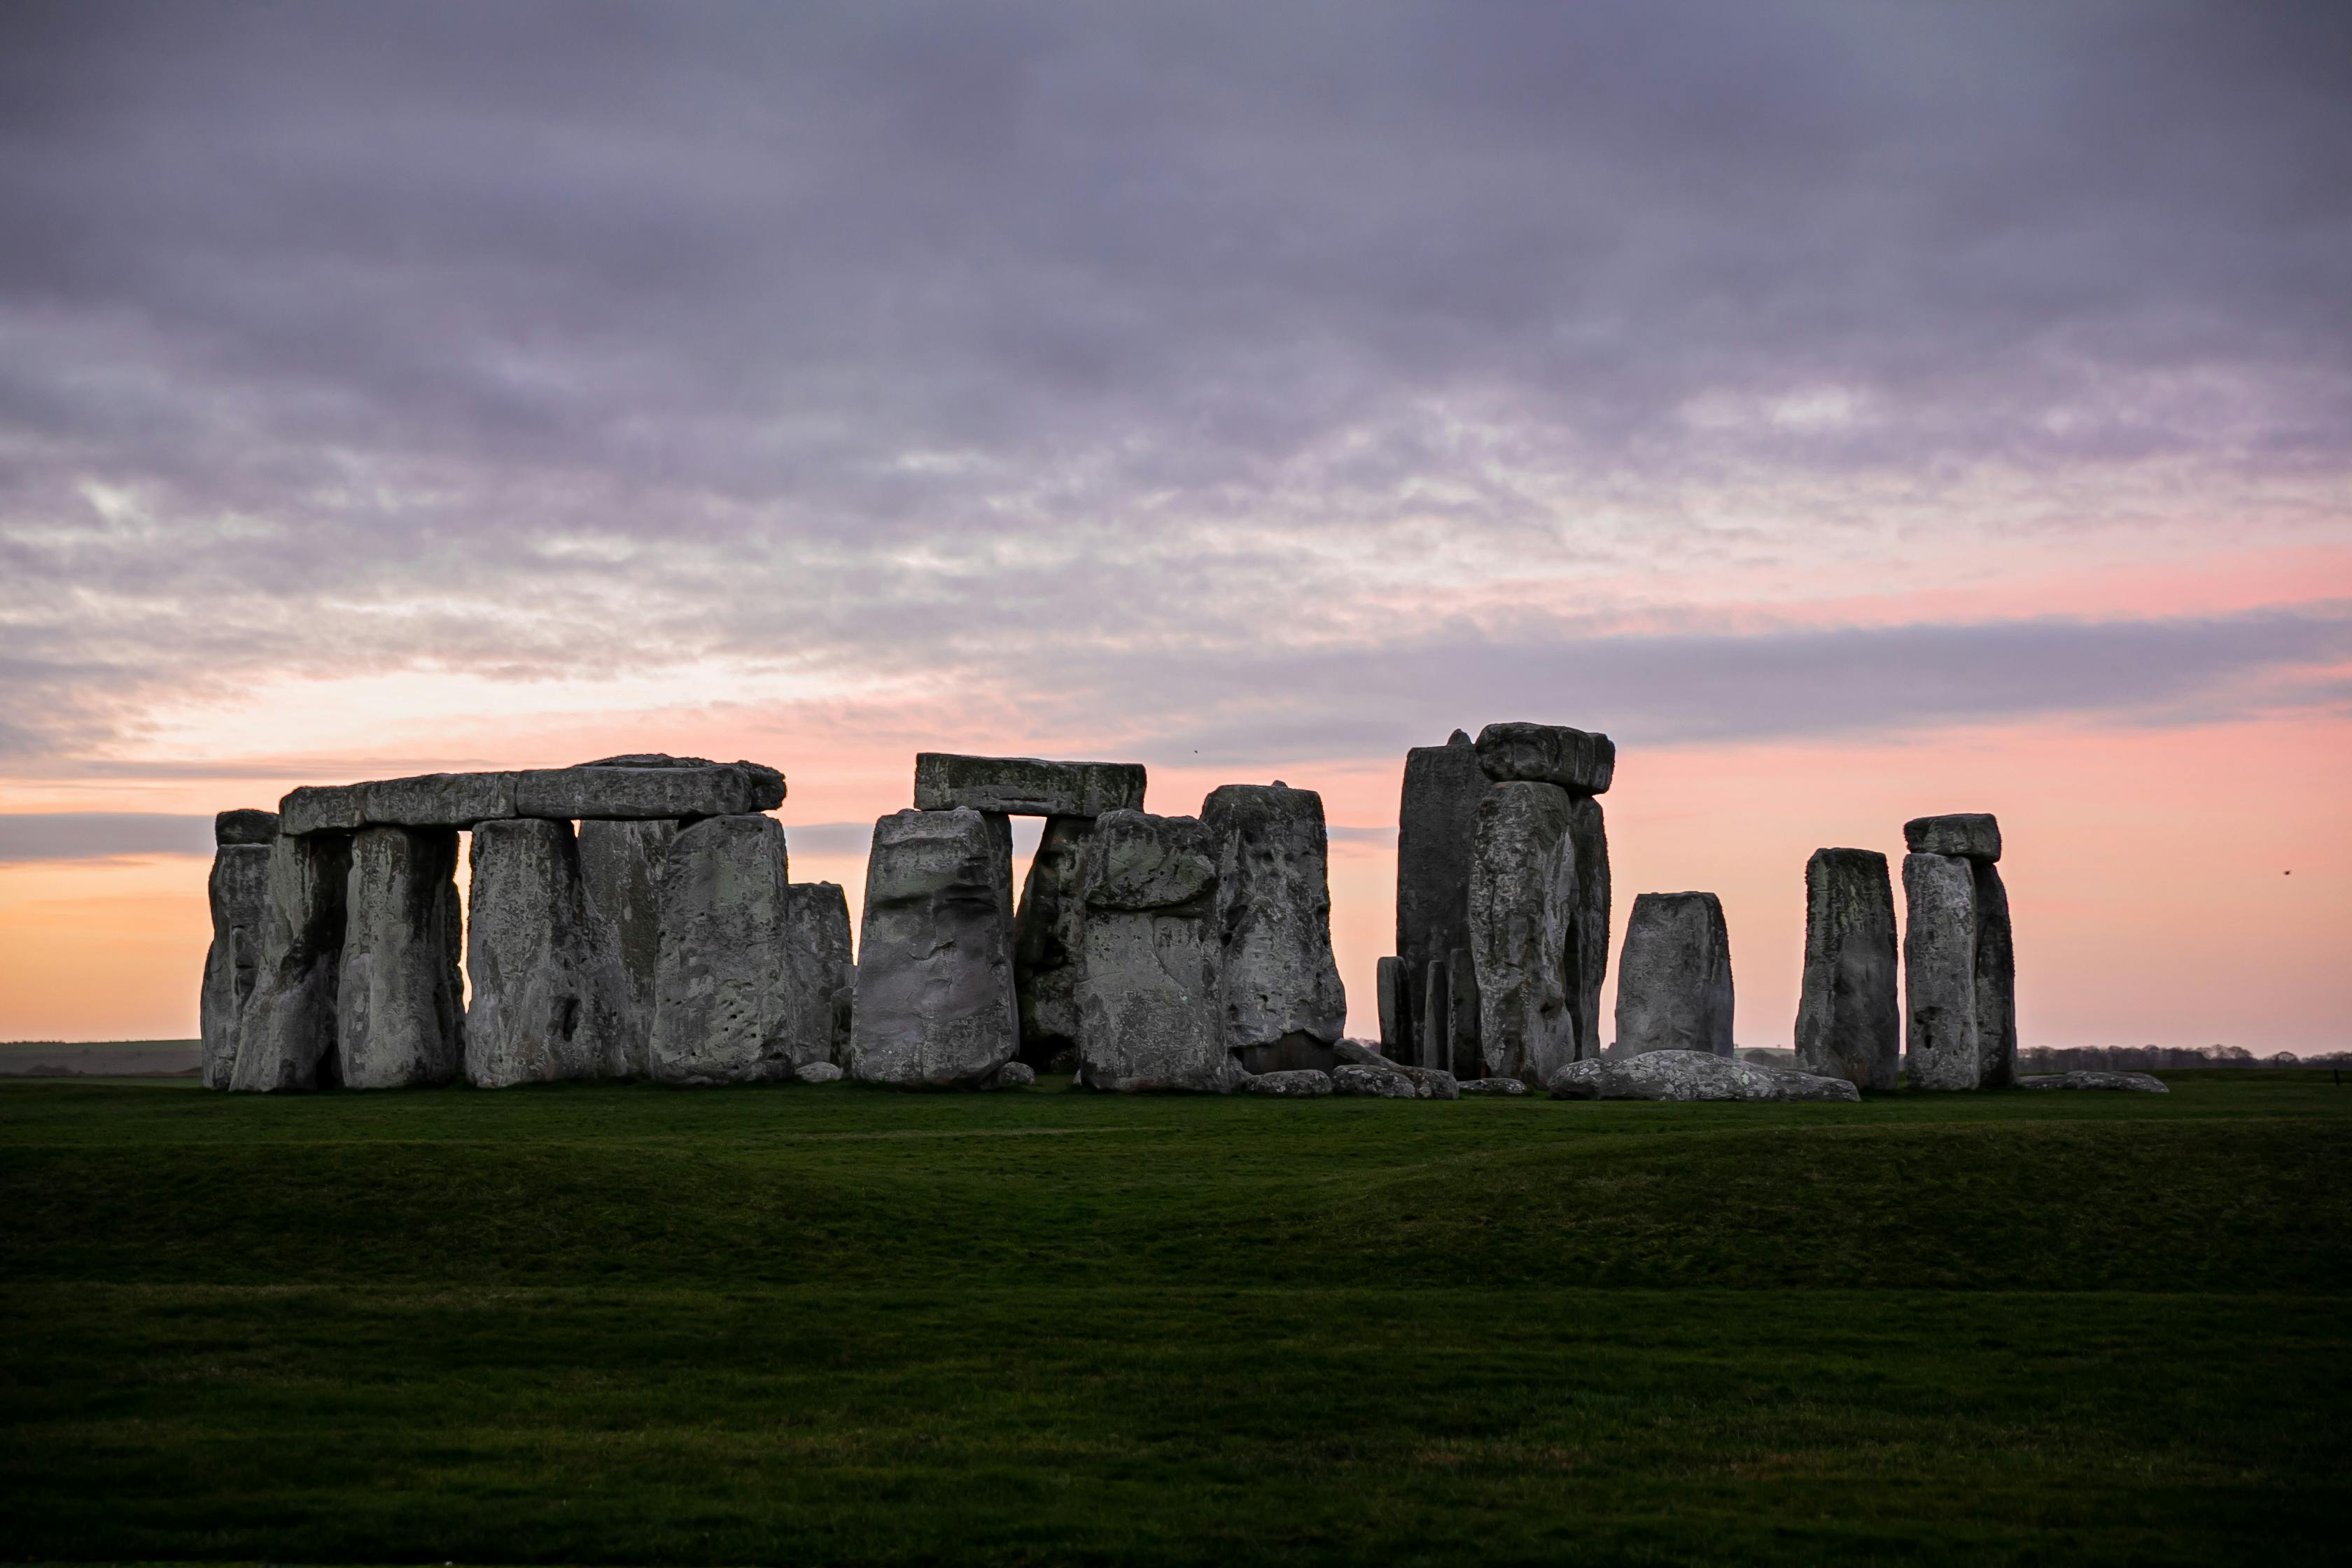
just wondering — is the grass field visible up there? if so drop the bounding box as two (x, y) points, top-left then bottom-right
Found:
(3, 1072), (2345, 1564)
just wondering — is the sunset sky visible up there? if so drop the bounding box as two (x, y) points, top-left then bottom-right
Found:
(2, 2), (2346, 1050)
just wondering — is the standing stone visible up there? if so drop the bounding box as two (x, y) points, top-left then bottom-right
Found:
(849, 808), (1018, 1088)
(336, 826), (465, 1088)
(786, 880), (855, 1066)
(1076, 810), (1231, 1093)
(1013, 815), (1093, 1068)
(1902, 851), (1980, 1091)
(465, 818), (634, 1088)
(578, 818), (678, 1074)
(1376, 956), (1408, 1058)
(228, 831), (352, 1091)
(1614, 892), (1734, 1058)
(650, 813), (807, 1083)
(200, 820), (276, 1090)
(1203, 783), (1346, 1074)
(1466, 781), (1581, 1085)
(1395, 731), (1489, 1066)
(1793, 848), (1899, 1091)
(1566, 794), (1611, 1064)
(1972, 861), (2017, 1088)
(1417, 958), (1450, 1073)
(1443, 946), (1481, 1079)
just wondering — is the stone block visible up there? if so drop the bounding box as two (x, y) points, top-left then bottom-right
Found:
(849, 808), (1018, 1088)
(1614, 891), (1734, 1059)
(214, 808), (280, 846)
(464, 818), (634, 1087)
(1793, 848), (1899, 1091)
(1474, 722), (1615, 794)
(228, 832), (351, 1091)
(992, 1060), (1037, 1089)
(1548, 1049), (1860, 1102)
(1332, 1063), (1418, 1098)
(514, 760), (783, 821)
(649, 813), (803, 1084)
(2019, 1070), (2166, 1093)
(200, 842), (272, 1088)
(913, 752), (1146, 817)
(1902, 852), (1980, 1091)
(1238, 1068), (1333, 1096)
(1467, 781), (1581, 1085)
(1903, 813), (2001, 862)
(787, 881), (855, 1065)
(337, 826), (465, 1088)
(359, 771), (519, 829)
(1203, 783), (1346, 1068)
(279, 784), (364, 836)
(578, 818), (678, 1072)
(1457, 1076), (1527, 1096)
(1394, 731), (1487, 1065)
(1075, 810), (1228, 1093)
(1972, 861), (2017, 1089)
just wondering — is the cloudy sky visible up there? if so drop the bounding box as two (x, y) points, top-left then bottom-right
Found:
(3, 1), (2346, 1048)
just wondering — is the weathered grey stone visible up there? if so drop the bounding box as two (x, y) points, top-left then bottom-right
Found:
(1332, 1063), (1418, 1098)
(1074, 810), (1229, 1092)
(992, 1060), (1037, 1089)
(1902, 852), (1980, 1091)
(279, 784), (364, 836)
(795, 1060), (844, 1084)
(1376, 955), (1408, 1058)
(1457, 1075), (1528, 1096)
(514, 760), (784, 821)
(913, 752), (1146, 817)
(200, 842), (272, 1088)
(1904, 813), (2001, 863)
(1417, 957), (1450, 1072)
(1238, 1068), (1333, 1096)
(2019, 1070), (2167, 1093)
(650, 813), (805, 1084)
(849, 808), (1019, 1088)
(1474, 722), (1616, 794)
(1397, 1065), (1460, 1099)
(228, 832), (351, 1091)
(1548, 1050), (1861, 1102)
(1566, 794), (1611, 1064)
(578, 818), (678, 1072)
(786, 881), (855, 1066)
(580, 752), (720, 769)
(1793, 848), (1900, 1091)
(214, 808), (279, 846)
(1467, 781), (1581, 1085)
(1972, 861), (2017, 1090)
(336, 826), (465, 1088)
(464, 818), (634, 1087)
(359, 771), (519, 830)
(1614, 892), (1735, 1059)
(1394, 732), (1488, 1067)
(1203, 783), (1346, 1074)
(1013, 815), (1093, 1067)
(1334, 1038), (1394, 1067)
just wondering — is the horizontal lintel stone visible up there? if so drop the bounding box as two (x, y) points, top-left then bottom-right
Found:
(214, 808), (281, 845)
(913, 752), (1146, 817)
(1473, 722), (1615, 794)
(1903, 812), (2001, 862)
(279, 760), (783, 834)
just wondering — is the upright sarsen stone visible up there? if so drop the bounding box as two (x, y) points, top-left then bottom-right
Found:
(1203, 783), (1346, 1074)
(1077, 810), (1230, 1092)
(849, 808), (1018, 1088)
(1466, 782), (1580, 1085)
(650, 813), (805, 1083)
(1614, 892), (1734, 1058)
(337, 826), (465, 1088)
(1902, 851), (1980, 1091)
(1395, 731), (1488, 1067)
(200, 824), (276, 1090)
(1566, 794), (1611, 1065)
(1013, 816), (1094, 1068)
(1972, 861), (2017, 1088)
(786, 881), (855, 1065)
(1793, 848), (1899, 1090)
(229, 832), (352, 1091)
(465, 818), (633, 1088)
(578, 818), (679, 1073)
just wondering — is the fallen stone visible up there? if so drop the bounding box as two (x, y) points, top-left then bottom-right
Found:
(650, 813), (804, 1083)
(1567, 794), (1611, 1064)
(1902, 852), (1980, 1091)
(1614, 891), (1735, 1058)
(913, 752), (1146, 817)
(2018, 1070), (2168, 1093)
(1474, 722), (1616, 794)
(464, 818), (634, 1087)
(214, 808), (280, 846)
(228, 832), (352, 1091)
(200, 840), (273, 1088)
(992, 1060), (1037, 1089)
(787, 881), (855, 1065)
(795, 1060), (844, 1084)
(850, 808), (1019, 1088)
(1075, 810), (1228, 1092)
(1548, 1050), (1861, 1102)
(514, 760), (784, 821)
(1396, 1065), (1460, 1100)
(578, 818), (678, 1074)
(1395, 731), (1488, 1066)
(1903, 813), (2001, 863)
(1203, 783), (1347, 1070)
(1334, 1038), (1394, 1067)
(1467, 780), (1581, 1085)
(1793, 848), (1900, 1091)
(1457, 1076), (1528, 1096)
(1013, 815), (1094, 1067)
(360, 771), (519, 830)
(279, 784), (365, 836)
(336, 826), (465, 1088)
(1972, 861), (2018, 1089)
(1332, 1063), (1419, 1098)
(1238, 1068), (1333, 1096)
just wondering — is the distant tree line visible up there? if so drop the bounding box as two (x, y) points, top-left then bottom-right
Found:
(2016, 1044), (2351, 1072)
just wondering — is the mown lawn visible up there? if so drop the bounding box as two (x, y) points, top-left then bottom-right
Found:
(2, 1072), (2346, 1564)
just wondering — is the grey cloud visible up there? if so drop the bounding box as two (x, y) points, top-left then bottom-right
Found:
(0, 812), (214, 863)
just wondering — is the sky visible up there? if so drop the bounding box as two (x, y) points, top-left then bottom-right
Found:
(2, 1), (2347, 1050)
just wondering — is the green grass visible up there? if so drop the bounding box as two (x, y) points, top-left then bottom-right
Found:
(3, 1074), (2346, 1564)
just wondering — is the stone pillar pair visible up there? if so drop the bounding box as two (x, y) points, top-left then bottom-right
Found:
(1900, 813), (2016, 1091)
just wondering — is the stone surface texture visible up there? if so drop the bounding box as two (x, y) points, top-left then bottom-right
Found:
(1614, 891), (1735, 1059)
(335, 826), (465, 1088)
(228, 832), (352, 1091)
(464, 818), (634, 1088)
(514, 760), (783, 822)
(1793, 848), (1900, 1091)
(1457, 1076), (1528, 1096)
(1416, 958), (1452, 1073)
(786, 880), (855, 1065)
(1376, 955), (1408, 1057)
(1971, 861), (2018, 1090)
(1473, 722), (1616, 794)
(650, 813), (806, 1084)
(1334, 1039), (1394, 1067)
(360, 771), (519, 829)
(1466, 781), (1581, 1085)
(1238, 1068), (1333, 1096)
(1012, 815), (1094, 1067)
(214, 808), (280, 846)
(1566, 794), (1611, 1065)
(849, 808), (1019, 1088)
(1395, 1065), (1460, 1099)
(1203, 783), (1347, 1072)
(913, 752), (1146, 818)
(1075, 810), (1231, 1092)
(1902, 852), (1981, 1091)
(1394, 732), (1488, 1069)
(200, 842), (273, 1088)
(1548, 1050), (1861, 1102)
(795, 1060), (844, 1084)
(1332, 1063), (1419, 1098)
(578, 818), (678, 1072)
(279, 784), (364, 836)
(2019, 1070), (2167, 1093)
(992, 1060), (1037, 1088)
(1903, 813), (2002, 862)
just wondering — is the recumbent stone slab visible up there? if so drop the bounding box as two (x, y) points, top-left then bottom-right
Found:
(514, 760), (783, 822)
(1548, 1050), (1859, 1102)
(1203, 783), (1346, 1074)
(2018, 1070), (2166, 1093)
(360, 771), (519, 830)
(1614, 891), (1734, 1059)
(1793, 848), (1899, 1091)
(913, 752), (1145, 818)
(849, 808), (1018, 1088)
(1474, 722), (1616, 794)
(337, 826), (465, 1088)
(1238, 1068), (1334, 1097)
(1075, 810), (1231, 1093)
(1332, 1063), (1418, 1098)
